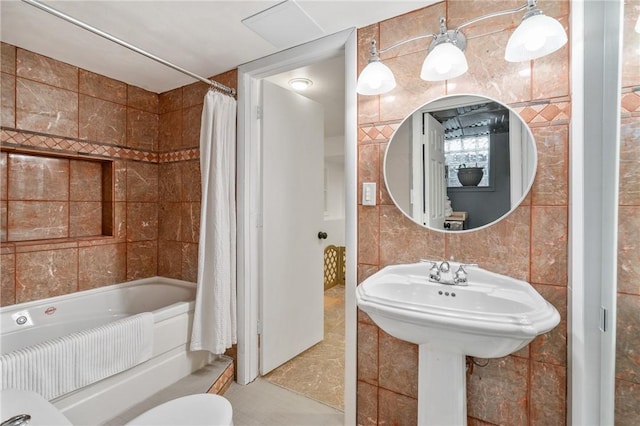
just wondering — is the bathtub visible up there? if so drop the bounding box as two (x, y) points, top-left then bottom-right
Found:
(0, 277), (211, 425)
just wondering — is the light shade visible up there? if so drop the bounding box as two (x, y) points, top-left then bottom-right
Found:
(505, 13), (567, 62)
(420, 42), (468, 81)
(356, 61), (396, 95)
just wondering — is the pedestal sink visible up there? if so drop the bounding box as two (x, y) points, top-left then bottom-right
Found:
(356, 261), (560, 425)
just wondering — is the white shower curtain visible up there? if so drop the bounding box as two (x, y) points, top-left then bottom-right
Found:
(190, 90), (237, 354)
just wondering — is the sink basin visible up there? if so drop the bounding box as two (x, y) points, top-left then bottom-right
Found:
(356, 261), (559, 358)
(356, 261), (560, 425)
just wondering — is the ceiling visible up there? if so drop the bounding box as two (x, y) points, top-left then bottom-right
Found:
(0, 0), (437, 94)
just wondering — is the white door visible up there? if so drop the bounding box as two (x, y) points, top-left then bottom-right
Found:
(260, 80), (325, 374)
(421, 113), (446, 229)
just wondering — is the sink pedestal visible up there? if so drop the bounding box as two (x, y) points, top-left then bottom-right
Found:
(419, 346), (467, 425)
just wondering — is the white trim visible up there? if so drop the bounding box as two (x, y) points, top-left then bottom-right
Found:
(236, 28), (357, 425)
(569, 1), (622, 424)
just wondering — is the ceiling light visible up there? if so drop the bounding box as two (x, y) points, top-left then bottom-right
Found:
(288, 78), (313, 91)
(356, 0), (567, 95)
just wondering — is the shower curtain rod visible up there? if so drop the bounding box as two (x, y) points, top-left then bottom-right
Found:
(21, 0), (236, 97)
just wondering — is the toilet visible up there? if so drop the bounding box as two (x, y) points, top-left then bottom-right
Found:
(0, 389), (233, 426)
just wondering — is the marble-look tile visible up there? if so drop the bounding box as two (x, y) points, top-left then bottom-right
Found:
(618, 206), (640, 295)
(358, 205), (379, 265)
(615, 379), (640, 426)
(182, 105), (202, 149)
(379, 205), (445, 266)
(619, 117), (640, 206)
(622, 1), (640, 88)
(16, 78), (78, 138)
(128, 85), (158, 114)
(531, 206), (568, 286)
(78, 243), (126, 290)
(467, 417), (499, 426)
(159, 162), (182, 202)
(357, 263), (379, 285)
(1, 201), (6, 242)
(1, 72), (15, 128)
(79, 69), (127, 105)
(0, 152), (7, 200)
(114, 161), (127, 202)
(159, 110), (183, 152)
(530, 361), (566, 426)
(8, 201), (68, 241)
(126, 241), (157, 280)
(380, 52), (447, 122)
(69, 202), (102, 237)
(377, 141), (394, 206)
(377, 387), (417, 426)
(180, 202), (200, 243)
(447, 205), (530, 281)
(181, 161), (201, 202)
(356, 381), (377, 426)
(79, 95), (126, 145)
(531, 125), (568, 206)
(182, 81), (208, 109)
(467, 355), (529, 426)
(358, 143), (379, 203)
(70, 159), (102, 201)
(378, 330), (418, 398)
(379, 3), (444, 60)
(15, 248), (78, 303)
(1, 253), (15, 306)
(127, 108), (158, 151)
(448, 31), (531, 104)
(532, 17), (570, 100)
(357, 307), (376, 327)
(181, 242), (198, 282)
(159, 87), (182, 114)
(126, 161), (158, 202)
(8, 154), (69, 201)
(16, 49), (78, 91)
(530, 284), (567, 366)
(126, 202), (158, 242)
(158, 240), (183, 279)
(616, 293), (640, 384)
(357, 24), (380, 125)
(114, 202), (127, 241)
(1, 43), (16, 74)
(357, 322), (378, 385)
(159, 202), (182, 241)
(448, 0), (520, 37)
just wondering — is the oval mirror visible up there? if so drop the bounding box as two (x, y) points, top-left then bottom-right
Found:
(384, 94), (537, 232)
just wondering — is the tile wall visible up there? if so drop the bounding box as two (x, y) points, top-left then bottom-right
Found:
(0, 41), (236, 307)
(615, 1), (640, 423)
(356, 1), (571, 424)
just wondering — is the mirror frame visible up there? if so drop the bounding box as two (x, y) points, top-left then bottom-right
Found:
(383, 93), (538, 233)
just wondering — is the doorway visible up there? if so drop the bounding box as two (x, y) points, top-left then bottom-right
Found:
(236, 29), (357, 424)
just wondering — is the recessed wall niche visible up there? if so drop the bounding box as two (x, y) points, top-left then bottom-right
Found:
(0, 150), (113, 242)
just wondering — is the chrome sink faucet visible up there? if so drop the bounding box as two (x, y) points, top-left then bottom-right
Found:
(423, 260), (477, 286)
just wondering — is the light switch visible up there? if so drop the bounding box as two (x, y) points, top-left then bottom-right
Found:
(362, 182), (376, 206)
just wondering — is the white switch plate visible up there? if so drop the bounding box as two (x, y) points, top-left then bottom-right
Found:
(362, 182), (376, 206)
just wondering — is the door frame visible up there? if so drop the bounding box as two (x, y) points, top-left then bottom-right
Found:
(236, 28), (357, 425)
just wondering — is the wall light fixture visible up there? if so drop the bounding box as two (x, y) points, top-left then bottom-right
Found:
(357, 0), (568, 95)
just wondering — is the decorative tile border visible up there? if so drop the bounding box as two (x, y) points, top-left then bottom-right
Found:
(359, 99), (572, 142)
(621, 88), (640, 116)
(207, 361), (235, 395)
(0, 128), (199, 163)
